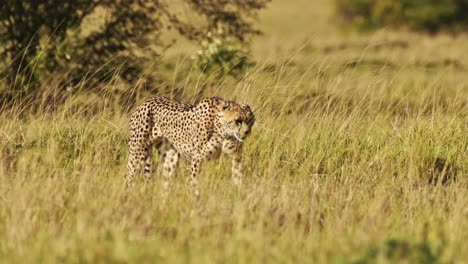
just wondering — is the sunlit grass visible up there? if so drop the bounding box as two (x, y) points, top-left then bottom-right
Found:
(1, 0), (467, 263)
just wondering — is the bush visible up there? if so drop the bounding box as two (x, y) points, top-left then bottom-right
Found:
(191, 24), (249, 77)
(0, 0), (269, 103)
(335, 0), (468, 32)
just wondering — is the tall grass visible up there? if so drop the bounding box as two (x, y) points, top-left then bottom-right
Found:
(1, 0), (467, 263)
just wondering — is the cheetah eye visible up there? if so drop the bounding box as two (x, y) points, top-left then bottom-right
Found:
(235, 119), (242, 126)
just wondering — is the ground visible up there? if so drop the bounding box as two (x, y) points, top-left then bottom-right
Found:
(0, 0), (467, 263)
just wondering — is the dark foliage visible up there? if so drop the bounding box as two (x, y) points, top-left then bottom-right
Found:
(335, 0), (468, 33)
(0, 0), (269, 102)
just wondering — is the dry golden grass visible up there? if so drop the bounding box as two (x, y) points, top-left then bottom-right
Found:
(1, 0), (467, 263)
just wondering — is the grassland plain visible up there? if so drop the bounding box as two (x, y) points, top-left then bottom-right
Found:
(1, 0), (467, 263)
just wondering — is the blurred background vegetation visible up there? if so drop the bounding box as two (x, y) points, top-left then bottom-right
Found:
(335, 0), (468, 32)
(0, 0), (268, 106)
(2, 0), (468, 110)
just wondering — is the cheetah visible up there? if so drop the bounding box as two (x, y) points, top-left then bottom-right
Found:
(127, 96), (255, 198)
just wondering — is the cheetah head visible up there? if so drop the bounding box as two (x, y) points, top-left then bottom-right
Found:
(217, 100), (255, 142)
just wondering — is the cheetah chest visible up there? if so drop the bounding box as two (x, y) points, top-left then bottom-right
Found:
(173, 135), (223, 161)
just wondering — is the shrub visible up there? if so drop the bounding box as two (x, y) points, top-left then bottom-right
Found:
(335, 0), (468, 32)
(191, 24), (249, 77)
(0, 0), (270, 104)
(354, 238), (443, 264)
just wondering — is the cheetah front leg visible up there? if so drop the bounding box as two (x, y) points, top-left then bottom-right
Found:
(223, 140), (243, 188)
(230, 152), (243, 187)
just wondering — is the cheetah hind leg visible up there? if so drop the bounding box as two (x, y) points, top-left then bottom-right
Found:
(126, 151), (144, 188)
(126, 141), (153, 188)
(143, 146), (154, 184)
(144, 137), (168, 184)
(126, 154), (137, 188)
(161, 148), (180, 202)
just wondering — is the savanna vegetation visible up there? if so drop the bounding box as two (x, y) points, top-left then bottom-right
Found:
(0, 0), (267, 103)
(0, 0), (467, 263)
(335, 0), (468, 32)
